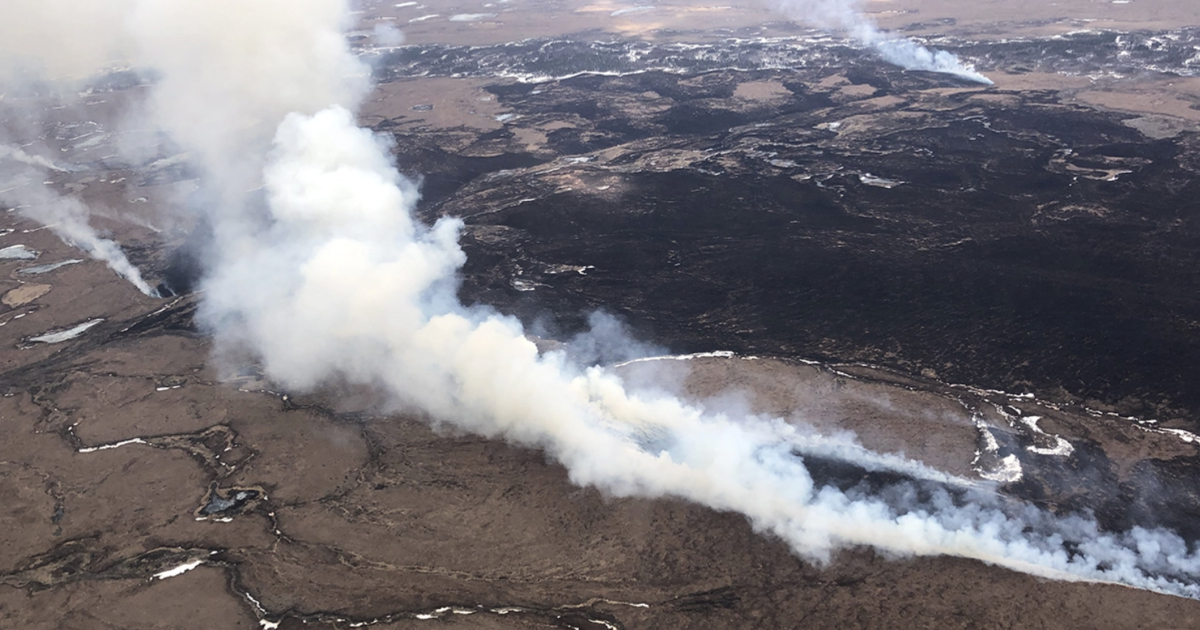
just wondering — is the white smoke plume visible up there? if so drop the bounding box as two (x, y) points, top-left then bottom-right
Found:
(7, 0), (1200, 602)
(0, 145), (68, 172)
(0, 149), (157, 296)
(767, 0), (993, 84)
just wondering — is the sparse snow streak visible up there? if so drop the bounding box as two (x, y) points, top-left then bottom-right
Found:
(612, 350), (738, 367)
(77, 437), (148, 453)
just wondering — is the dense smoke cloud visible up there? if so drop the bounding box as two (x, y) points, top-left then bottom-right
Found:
(767, 0), (993, 84)
(7, 0), (1199, 601)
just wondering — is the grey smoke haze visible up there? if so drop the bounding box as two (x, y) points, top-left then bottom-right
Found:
(7, 0), (1199, 600)
(767, 0), (993, 84)
(565, 311), (666, 367)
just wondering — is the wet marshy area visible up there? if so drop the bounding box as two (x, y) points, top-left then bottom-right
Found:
(195, 483), (264, 520)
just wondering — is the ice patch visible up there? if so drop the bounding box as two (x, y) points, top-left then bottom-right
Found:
(18, 259), (83, 274)
(0, 244), (38, 260)
(449, 13), (496, 21)
(611, 6), (655, 17)
(28, 319), (104, 344)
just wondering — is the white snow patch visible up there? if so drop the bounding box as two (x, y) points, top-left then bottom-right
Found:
(449, 13), (497, 21)
(1020, 416), (1075, 457)
(408, 13), (439, 22)
(511, 279), (537, 292)
(859, 173), (904, 188)
(972, 417), (1024, 483)
(153, 559), (204, 580)
(981, 454), (1024, 483)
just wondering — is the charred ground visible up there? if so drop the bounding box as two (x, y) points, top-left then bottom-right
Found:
(381, 50), (1200, 425)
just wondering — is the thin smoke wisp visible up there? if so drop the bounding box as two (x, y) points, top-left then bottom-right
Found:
(0, 149), (158, 296)
(10, 0), (1200, 602)
(767, 0), (993, 84)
